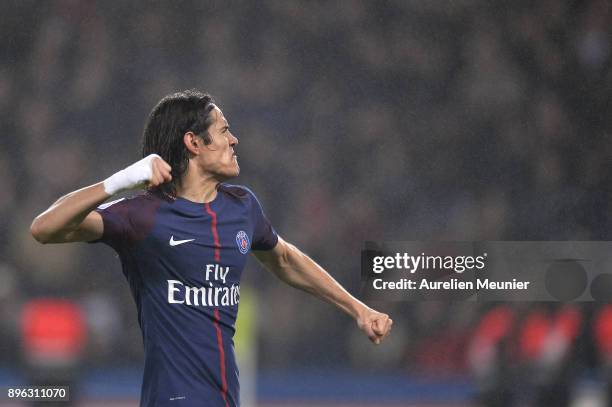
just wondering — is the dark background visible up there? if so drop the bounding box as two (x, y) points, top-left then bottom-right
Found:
(2, 1), (612, 405)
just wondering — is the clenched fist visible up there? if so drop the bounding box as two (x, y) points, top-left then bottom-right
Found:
(356, 307), (393, 345)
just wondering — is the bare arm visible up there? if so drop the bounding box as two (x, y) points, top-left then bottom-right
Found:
(253, 236), (393, 344)
(30, 183), (109, 243)
(31, 155), (171, 244)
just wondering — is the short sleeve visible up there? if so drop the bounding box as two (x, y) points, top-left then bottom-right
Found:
(249, 191), (278, 251)
(89, 198), (131, 251)
(89, 193), (160, 253)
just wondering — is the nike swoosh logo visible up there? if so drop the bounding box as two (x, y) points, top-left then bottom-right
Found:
(169, 236), (195, 246)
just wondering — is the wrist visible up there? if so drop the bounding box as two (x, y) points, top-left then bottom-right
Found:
(351, 301), (371, 321)
(103, 168), (129, 195)
(103, 154), (159, 195)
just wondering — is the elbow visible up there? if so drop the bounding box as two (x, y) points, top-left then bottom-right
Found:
(30, 218), (51, 244)
(276, 242), (306, 282)
(277, 241), (294, 270)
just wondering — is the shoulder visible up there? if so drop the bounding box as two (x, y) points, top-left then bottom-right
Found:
(217, 183), (258, 201)
(96, 192), (164, 222)
(98, 191), (162, 209)
(217, 183), (271, 215)
(95, 192), (163, 245)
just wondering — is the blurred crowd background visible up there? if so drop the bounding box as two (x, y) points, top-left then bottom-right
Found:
(2, 0), (612, 405)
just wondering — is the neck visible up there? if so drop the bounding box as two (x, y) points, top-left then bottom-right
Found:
(175, 164), (219, 203)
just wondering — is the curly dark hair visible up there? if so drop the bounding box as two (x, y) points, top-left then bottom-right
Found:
(141, 89), (216, 196)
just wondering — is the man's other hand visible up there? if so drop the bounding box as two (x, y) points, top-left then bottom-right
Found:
(356, 307), (393, 345)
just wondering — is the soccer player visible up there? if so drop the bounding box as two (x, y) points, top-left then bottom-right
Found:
(30, 90), (393, 407)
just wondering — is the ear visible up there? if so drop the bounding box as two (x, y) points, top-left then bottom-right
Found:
(183, 131), (200, 155)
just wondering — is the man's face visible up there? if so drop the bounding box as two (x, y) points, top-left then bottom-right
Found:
(198, 106), (239, 179)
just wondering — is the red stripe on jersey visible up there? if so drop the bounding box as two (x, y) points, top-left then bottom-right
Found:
(205, 203), (228, 405)
(213, 308), (229, 407)
(205, 202), (221, 262)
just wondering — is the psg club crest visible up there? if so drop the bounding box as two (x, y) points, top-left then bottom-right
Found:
(235, 231), (250, 254)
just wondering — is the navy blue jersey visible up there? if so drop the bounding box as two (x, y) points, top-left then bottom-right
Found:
(91, 184), (278, 407)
